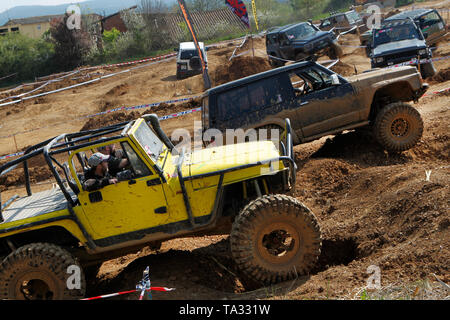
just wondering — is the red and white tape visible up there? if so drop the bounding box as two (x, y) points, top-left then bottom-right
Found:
(81, 287), (175, 301)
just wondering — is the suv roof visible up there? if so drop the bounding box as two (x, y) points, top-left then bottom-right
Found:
(386, 9), (435, 21)
(266, 22), (311, 35)
(379, 18), (418, 29)
(206, 61), (315, 95)
(179, 42), (205, 50)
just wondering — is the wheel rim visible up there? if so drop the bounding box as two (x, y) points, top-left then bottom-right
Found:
(257, 222), (300, 265)
(391, 118), (410, 138)
(14, 271), (57, 300)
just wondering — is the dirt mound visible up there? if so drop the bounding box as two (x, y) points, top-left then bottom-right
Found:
(330, 61), (356, 77)
(80, 111), (142, 132)
(430, 67), (450, 83)
(143, 97), (202, 116)
(384, 9), (401, 19)
(0, 166), (53, 192)
(82, 98), (202, 132)
(105, 83), (130, 97)
(310, 131), (411, 167)
(88, 238), (256, 299)
(213, 56), (271, 86)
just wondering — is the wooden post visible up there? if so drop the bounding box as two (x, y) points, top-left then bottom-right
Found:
(251, 34), (255, 58)
(13, 134), (18, 152)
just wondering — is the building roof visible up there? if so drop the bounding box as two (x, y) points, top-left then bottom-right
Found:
(3, 14), (64, 26)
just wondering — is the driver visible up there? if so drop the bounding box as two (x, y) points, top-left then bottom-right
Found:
(98, 144), (129, 176)
(82, 153), (118, 191)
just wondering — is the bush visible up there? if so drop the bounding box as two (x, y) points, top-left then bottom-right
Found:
(48, 14), (92, 70)
(0, 33), (55, 83)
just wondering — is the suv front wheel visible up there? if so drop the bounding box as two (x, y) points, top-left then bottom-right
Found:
(230, 195), (321, 285)
(0, 243), (86, 300)
(373, 102), (424, 152)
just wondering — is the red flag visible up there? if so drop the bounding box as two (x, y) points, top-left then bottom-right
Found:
(225, 0), (250, 29)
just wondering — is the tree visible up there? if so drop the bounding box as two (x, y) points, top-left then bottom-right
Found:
(289, 0), (316, 19)
(0, 33), (54, 82)
(49, 14), (91, 70)
(138, 0), (172, 50)
(187, 0), (224, 12)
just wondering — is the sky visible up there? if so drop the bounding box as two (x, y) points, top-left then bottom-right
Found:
(0, 0), (85, 13)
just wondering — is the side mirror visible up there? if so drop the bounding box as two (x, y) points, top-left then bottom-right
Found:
(331, 74), (340, 85)
(422, 31), (428, 38)
(174, 47), (179, 52)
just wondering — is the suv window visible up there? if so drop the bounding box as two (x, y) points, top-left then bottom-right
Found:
(215, 77), (287, 122)
(248, 78), (284, 109)
(419, 11), (443, 32)
(345, 11), (360, 24)
(267, 35), (278, 45)
(285, 23), (317, 41)
(336, 14), (346, 23)
(121, 142), (152, 178)
(217, 86), (250, 121)
(289, 67), (336, 96)
(180, 50), (199, 60)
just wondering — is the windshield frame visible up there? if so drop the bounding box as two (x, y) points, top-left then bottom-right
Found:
(128, 119), (168, 172)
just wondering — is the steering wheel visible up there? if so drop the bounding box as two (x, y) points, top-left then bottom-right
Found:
(302, 83), (312, 95)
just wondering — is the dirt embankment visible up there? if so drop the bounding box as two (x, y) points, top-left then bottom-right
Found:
(430, 67), (450, 83)
(213, 55), (272, 86)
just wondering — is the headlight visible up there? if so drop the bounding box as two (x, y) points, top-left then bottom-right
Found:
(376, 57), (384, 63)
(418, 49), (427, 56)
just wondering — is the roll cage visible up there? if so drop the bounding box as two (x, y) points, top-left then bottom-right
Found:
(0, 115), (296, 224)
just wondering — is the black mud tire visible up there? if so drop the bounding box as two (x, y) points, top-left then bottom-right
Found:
(230, 195), (321, 285)
(0, 243), (86, 300)
(373, 102), (424, 152)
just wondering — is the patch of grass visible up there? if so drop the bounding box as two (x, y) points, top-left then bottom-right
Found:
(354, 277), (449, 300)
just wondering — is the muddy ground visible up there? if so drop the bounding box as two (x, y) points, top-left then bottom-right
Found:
(0, 0), (449, 300)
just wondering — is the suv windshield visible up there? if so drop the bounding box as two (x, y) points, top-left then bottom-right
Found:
(374, 23), (421, 46)
(180, 49), (199, 60)
(346, 11), (360, 24)
(285, 23), (317, 41)
(133, 122), (165, 162)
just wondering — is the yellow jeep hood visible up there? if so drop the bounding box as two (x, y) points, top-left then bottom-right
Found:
(186, 141), (281, 177)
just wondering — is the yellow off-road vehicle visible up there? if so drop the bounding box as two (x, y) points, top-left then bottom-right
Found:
(0, 115), (321, 300)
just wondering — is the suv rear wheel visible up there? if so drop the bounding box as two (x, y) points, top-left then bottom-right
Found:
(230, 195), (321, 285)
(373, 102), (424, 152)
(0, 243), (86, 300)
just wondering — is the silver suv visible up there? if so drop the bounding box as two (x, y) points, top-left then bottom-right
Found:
(175, 42), (208, 80)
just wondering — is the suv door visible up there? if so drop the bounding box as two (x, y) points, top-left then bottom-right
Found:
(77, 141), (169, 242)
(290, 65), (361, 139)
(417, 10), (447, 45)
(278, 33), (294, 60)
